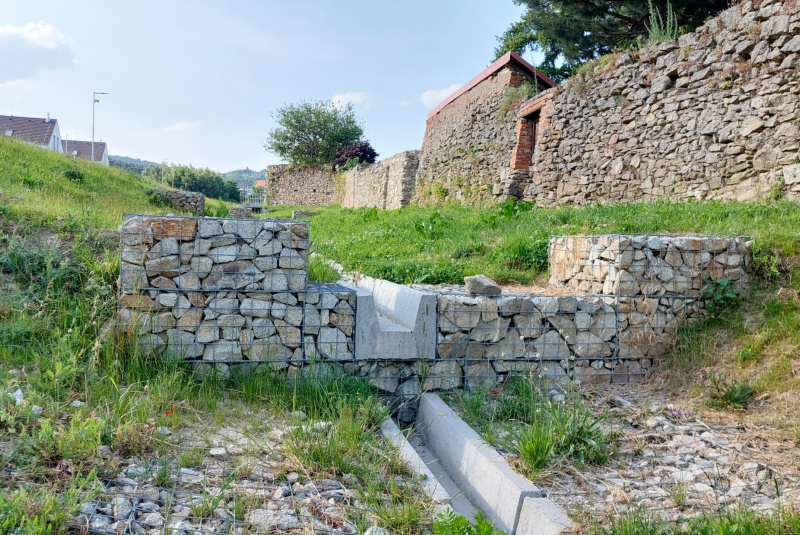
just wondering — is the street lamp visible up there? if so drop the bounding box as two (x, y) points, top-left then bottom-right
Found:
(92, 92), (108, 162)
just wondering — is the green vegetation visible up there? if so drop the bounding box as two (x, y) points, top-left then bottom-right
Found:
(265, 100), (366, 166)
(109, 155), (158, 175)
(495, 0), (727, 82)
(645, 0), (679, 44)
(499, 81), (540, 117)
(704, 372), (757, 410)
(0, 136), (180, 228)
(143, 163), (240, 202)
(309, 200), (800, 285)
(446, 377), (610, 479)
(223, 167), (267, 187)
(588, 507), (800, 535)
(434, 509), (505, 535)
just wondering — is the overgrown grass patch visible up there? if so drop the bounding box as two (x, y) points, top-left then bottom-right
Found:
(308, 200), (800, 285)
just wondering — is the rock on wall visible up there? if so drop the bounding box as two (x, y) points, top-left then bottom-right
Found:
(523, 0), (800, 205)
(117, 215), (358, 379)
(151, 190), (205, 215)
(414, 65), (532, 205)
(264, 165), (336, 206)
(342, 151), (419, 209)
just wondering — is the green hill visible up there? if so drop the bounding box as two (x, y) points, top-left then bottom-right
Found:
(0, 136), (185, 229)
(223, 167), (265, 186)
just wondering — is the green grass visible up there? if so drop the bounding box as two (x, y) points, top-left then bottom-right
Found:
(307, 200), (800, 285)
(0, 136), (195, 228)
(587, 508), (800, 535)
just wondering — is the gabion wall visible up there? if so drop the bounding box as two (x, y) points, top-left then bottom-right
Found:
(117, 215), (354, 379)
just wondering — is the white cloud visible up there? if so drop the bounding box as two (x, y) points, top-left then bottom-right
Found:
(332, 91), (369, 109)
(0, 22), (72, 48)
(419, 83), (461, 108)
(0, 22), (73, 83)
(163, 121), (203, 133)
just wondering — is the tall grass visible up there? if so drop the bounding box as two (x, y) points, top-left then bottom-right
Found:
(646, 0), (679, 44)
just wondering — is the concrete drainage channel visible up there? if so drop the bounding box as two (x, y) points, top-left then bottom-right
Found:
(381, 394), (573, 535)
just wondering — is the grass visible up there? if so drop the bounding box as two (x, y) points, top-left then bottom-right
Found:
(0, 136), (194, 229)
(0, 222), (431, 534)
(446, 376), (611, 479)
(586, 507), (800, 535)
(305, 199), (800, 285)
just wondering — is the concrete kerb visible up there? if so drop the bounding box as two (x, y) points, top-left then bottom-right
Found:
(379, 418), (452, 507)
(417, 394), (573, 535)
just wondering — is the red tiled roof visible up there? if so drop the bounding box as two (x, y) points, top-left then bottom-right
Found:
(427, 52), (557, 119)
(61, 140), (107, 162)
(0, 115), (58, 146)
(254, 179), (267, 188)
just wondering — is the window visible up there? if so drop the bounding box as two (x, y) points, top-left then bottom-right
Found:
(4, 130), (13, 136)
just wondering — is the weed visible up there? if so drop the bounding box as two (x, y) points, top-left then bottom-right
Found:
(702, 278), (738, 316)
(705, 372), (756, 410)
(499, 81), (539, 117)
(646, 0), (679, 43)
(495, 198), (535, 218)
(180, 446), (205, 468)
(670, 482), (687, 507)
(155, 456), (172, 487)
(63, 168), (85, 183)
(547, 400), (609, 466)
(308, 255), (340, 283)
(500, 421), (555, 471)
(433, 509), (505, 535)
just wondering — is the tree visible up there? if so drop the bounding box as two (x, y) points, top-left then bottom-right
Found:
(332, 141), (379, 170)
(495, 0), (728, 82)
(265, 100), (365, 166)
(143, 164), (240, 202)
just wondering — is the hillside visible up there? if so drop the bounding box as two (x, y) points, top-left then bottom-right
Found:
(223, 167), (265, 186)
(0, 137), (183, 228)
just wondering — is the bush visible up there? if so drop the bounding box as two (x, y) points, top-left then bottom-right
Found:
(705, 372), (757, 410)
(333, 141), (379, 169)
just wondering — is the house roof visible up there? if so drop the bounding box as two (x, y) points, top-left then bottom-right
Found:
(0, 115), (58, 146)
(427, 51), (557, 119)
(61, 140), (107, 162)
(254, 179), (267, 188)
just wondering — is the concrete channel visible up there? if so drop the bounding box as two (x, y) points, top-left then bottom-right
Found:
(381, 394), (573, 535)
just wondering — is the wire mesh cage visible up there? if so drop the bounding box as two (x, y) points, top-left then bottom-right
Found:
(117, 215), (355, 378)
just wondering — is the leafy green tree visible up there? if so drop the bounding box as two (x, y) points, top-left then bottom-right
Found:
(144, 164), (240, 202)
(265, 100), (364, 166)
(495, 0), (728, 82)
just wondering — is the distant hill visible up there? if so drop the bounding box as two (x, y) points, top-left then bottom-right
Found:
(223, 167), (265, 186)
(109, 155), (160, 175)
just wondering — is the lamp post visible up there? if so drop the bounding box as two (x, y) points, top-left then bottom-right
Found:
(92, 92), (108, 162)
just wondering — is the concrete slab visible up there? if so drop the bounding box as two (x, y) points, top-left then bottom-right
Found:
(417, 393), (543, 534)
(380, 418), (451, 505)
(516, 497), (574, 535)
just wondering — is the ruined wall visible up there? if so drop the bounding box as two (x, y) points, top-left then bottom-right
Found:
(150, 190), (205, 215)
(414, 65), (533, 205)
(264, 165), (336, 206)
(342, 151), (419, 209)
(523, 0), (800, 205)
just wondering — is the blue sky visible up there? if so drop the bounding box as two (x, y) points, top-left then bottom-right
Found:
(0, 1), (529, 173)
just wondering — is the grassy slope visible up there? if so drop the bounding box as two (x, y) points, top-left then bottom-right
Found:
(306, 201), (800, 285)
(0, 136), (231, 229)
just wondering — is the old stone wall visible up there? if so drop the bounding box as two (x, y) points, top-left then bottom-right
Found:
(342, 151), (419, 209)
(264, 165), (336, 206)
(151, 190), (205, 215)
(117, 215), (356, 379)
(522, 0), (800, 205)
(414, 65), (532, 205)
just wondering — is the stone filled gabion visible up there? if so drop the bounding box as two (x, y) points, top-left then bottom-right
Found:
(549, 235), (752, 297)
(150, 190), (206, 215)
(117, 215), (355, 378)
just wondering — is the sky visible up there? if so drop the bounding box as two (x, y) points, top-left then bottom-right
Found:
(0, 1), (530, 173)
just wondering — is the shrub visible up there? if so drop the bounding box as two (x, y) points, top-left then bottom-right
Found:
(434, 509), (505, 535)
(705, 372), (756, 410)
(63, 168), (85, 183)
(499, 81), (539, 117)
(333, 141), (378, 169)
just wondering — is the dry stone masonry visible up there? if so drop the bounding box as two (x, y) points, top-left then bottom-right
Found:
(117, 214), (355, 379)
(341, 151), (419, 209)
(264, 165), (336, 206)
(150, 190), (205, 215)
(522, 0), (800, 205)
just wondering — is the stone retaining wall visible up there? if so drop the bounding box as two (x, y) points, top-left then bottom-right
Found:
(265, 165), (336, 206)
(151, 190), (205, 215)
(342, 151), (419, 210)
(521, 0), (800, 205)
(117, 215), (356, 379)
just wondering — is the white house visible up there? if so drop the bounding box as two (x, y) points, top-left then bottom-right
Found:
(1, 114), (63, 153)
